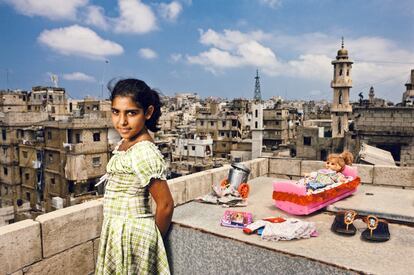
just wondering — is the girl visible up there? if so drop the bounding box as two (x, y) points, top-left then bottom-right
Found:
(96, 78), (174, 275)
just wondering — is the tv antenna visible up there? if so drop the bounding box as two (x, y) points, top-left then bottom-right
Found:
(50, 74), (59, 88)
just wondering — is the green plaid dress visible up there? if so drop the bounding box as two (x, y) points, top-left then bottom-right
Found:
(96, 140), (170, 275)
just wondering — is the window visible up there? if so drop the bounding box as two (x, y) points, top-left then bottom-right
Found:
(222, 121), (226, 127)
(47, 131), (52, 140)
(2, 129), (6, 140)
(92, 157), (101, 166)
(51, 178), (55, 185)
(222, 143), (226, 148)
(76, 134), (81, 143)
(28, 105), (31, 110)
(3, 167), (8, 176)
(346, 69), (349, 76)
(338, 90), (343, 104)
(2, 148), (6, 155)
(25, 173), (29, 180)
(255, 121), (258, 128)
(210, 121), (214, 126)
(23, 151), (28, 158)
(255, 109), (258, 118)
(48, 153), (53, 162)
(184, 146), (188, 150)
(49, 95), (53, 100)
(232, 120), (237, 126)
(192, 146), (196, 151)
(93, 133), (101, 142)
(200, 121), (204, 126)
(339, 69), (343, 76)
(303, 137), (311, 146)
(26, 192), (31, 201)
(221, 132), (224, 137)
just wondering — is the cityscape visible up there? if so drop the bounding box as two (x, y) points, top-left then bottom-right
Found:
(0, 1), (413, 274)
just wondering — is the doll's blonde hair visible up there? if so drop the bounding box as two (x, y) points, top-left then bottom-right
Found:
(326, 150), (354, 171)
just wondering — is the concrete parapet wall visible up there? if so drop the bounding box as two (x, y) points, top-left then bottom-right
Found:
(0, 220), (42, 275)
(35, 200), (103, 258)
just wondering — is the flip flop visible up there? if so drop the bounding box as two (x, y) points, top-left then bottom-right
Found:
(331, 210), (357, 236)
(361, 215), (390, 242)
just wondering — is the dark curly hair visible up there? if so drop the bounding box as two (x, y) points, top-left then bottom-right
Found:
(108, 78), (162, 132)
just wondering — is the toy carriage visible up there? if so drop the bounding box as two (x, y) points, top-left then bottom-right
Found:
(272, 166), (360, 215)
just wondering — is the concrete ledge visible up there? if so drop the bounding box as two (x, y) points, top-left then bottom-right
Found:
(269, 158), (301, 176)
(0, 220), (42, 275)
(373, 165), (414, 187)
(23, 241), (94, 275)
(35, 200), (103, 258)
(300, 160), (322, 176)
(210, 165), (231, 186)
(167, 177), (187, 206)
(353, 164), (373, 184)
(184, 171), (213, 201)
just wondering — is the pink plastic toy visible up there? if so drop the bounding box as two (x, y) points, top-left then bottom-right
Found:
(272, 166), (360, 215)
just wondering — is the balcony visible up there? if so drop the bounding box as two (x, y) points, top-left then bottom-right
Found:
(1, 158), (413, 274)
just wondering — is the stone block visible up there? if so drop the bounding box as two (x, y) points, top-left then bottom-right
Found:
(185, 171), (213, 201)
(36, 200), (103, 258)
(24, 242), (94, 275)
(168, 178), (187, 206)
(93, 238), (100, 267)
(246, 159), (260, 179)
(269, 158), (301, 176)
(300, 160), (324, 176)
(0, 220), (41, 275)
(353, 164), (373, 184)
(373, 166), (414, 187)
(259, 158), (269, 176)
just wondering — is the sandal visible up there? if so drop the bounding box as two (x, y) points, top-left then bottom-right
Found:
(361, 215), (390, 242)
(331, 210), (357, 236)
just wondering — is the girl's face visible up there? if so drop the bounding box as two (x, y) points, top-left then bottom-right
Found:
(111, 96), (153, 141)
(325, 159), (342, 172)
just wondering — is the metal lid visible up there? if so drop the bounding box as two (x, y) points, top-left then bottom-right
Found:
(231, 163), (250, 173)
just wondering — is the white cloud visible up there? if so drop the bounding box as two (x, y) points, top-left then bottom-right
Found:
(114, 0), (157, 34)
(138, 48), (158, 59)
(170, 53), (182, 62)
(188, 29), (277, 73)
(158, 1), (182, 21)
(3, 0), (88, 20)
(83, 5), (109, 30)
(62, 72), (95, 82)
(37, 25), (124, 60)
(188, 29), (414, 88)
(258, 0), (282, 9)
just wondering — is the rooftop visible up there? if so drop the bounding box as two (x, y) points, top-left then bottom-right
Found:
(1, 157), (413, 274)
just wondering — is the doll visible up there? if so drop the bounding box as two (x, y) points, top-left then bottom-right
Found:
(300, 151), (354, 191)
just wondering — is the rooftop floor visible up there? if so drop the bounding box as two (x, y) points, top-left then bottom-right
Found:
(172, 176), (414, 275)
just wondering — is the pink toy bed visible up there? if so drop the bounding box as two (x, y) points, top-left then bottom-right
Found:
(272, 166), (360, 215)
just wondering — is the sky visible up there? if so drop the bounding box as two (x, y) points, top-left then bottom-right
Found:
(0, 0), (413, 103)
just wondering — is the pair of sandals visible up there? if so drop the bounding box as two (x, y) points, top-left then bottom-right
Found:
(331, 210), (390, 242)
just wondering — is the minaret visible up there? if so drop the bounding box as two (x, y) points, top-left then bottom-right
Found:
(331, 38), (353, 138)
(251, 69), (263, 159)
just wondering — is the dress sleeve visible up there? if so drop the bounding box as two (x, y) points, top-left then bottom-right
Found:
(130, 144), (167, 187)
